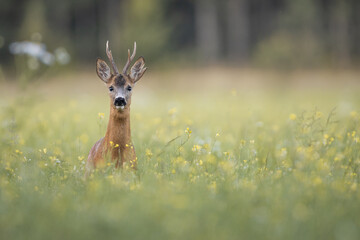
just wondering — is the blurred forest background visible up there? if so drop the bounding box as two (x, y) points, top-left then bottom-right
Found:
(0, 0), (360, 77)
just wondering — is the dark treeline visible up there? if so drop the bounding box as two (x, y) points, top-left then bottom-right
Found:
(0, 0), (359, 68)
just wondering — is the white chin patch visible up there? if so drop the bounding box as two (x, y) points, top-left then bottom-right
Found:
(116, 106), (125, 110)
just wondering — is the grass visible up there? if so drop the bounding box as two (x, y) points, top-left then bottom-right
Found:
(0, 68), (359, 240)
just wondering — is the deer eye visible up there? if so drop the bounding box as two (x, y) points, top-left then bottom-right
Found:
(109, 86), (114, 92)
(127, 86), (132, 91)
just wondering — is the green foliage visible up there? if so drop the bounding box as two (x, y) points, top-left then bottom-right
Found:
(253, 31), (325, 69)
(1, 0), (359, 67)
(120, 0), (170, 63)
(0, 83), (360, 239)
(253, 0), (326, 68)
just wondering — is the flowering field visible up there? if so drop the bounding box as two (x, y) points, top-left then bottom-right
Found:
(0, 69), (359, 240)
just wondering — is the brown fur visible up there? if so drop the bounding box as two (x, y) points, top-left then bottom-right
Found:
(86, 102), (136, 169)
(85, 42), (146, 176)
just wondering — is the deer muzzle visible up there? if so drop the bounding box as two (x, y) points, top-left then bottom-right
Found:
(114, 97), (126, 109)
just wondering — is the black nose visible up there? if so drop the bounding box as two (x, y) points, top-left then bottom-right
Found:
(114, 97), (126, 106)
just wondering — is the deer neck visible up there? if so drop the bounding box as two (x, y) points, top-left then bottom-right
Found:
(104, 107), (132, 149)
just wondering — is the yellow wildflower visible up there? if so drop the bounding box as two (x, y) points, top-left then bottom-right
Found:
(315, 111), (323, 119)
(185, 127), (192, 134)
(313, 177), (322, 186)
(15, 149), (23, 154)
(192, 145), (201, 152)
(168, 107), (177, 115)
(79, 134), (89, 144)
(350, 111), (357, 118)
(289, 113), (297, 121)
(145, 149), (153, 158)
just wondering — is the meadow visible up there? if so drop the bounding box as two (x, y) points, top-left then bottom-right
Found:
(0, 68), (359, 240)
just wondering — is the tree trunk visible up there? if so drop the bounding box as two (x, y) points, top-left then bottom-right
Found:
(195, 0), (220, 62)
(226, 0), (249, 63)
(18, 0), (48, 40)
(330, 0), (350, 67)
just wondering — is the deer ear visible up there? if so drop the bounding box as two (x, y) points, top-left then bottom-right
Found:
(96, 58), (111, 83)
(130, 57), (147, 83)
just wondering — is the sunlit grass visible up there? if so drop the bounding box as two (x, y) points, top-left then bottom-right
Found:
(0, 72), (359, 239)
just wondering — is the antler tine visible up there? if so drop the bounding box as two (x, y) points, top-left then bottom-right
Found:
(122, 42), (137, 74)
(106, 41), (119, 75)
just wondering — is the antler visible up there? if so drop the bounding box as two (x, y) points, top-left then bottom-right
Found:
(122, 42), (137, 74)
(106, 41), (119, 75)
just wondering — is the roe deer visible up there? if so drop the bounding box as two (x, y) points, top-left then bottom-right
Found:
(86, 41), (147, 174)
